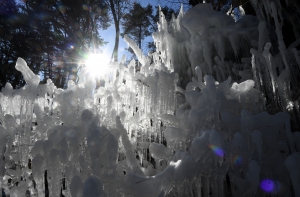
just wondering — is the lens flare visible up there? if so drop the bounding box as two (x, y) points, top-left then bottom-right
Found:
(58, 5), (66, 14)
(260, 179), (281, 193)
(85, 53), (110, 78)
(232, 155), (243, 165)
(208, 144), (224, 157)
(82, 4), (89, 11)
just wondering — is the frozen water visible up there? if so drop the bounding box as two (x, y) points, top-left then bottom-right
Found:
(0, 1), (300, 197)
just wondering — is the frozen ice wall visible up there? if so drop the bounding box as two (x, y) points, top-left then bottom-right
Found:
(0, 1), (300, 197)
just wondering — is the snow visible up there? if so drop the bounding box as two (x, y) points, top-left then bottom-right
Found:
(15, 57), (40, 87)
(0, 1), (300, 197)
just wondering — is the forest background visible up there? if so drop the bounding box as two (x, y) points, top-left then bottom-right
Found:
(0, 0), (265, 89)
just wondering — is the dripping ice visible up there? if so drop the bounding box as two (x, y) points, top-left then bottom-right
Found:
(0, 2), (300, 197)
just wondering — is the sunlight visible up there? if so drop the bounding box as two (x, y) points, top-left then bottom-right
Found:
(85, 53), (111, 78)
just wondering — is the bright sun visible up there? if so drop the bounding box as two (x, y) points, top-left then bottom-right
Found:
(85, 53), (111, 78)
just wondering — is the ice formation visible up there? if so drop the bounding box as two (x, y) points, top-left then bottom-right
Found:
(0, 1), (300, 197)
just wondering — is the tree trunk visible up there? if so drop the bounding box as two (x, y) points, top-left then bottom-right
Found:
(109, 0), (120, 62)
(112, 24), (120, 62)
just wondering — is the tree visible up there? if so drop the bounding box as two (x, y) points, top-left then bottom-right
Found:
(0, 0), (27, 88)
(0, 0), (110, 89)
(51, 0), (110, 87)
(121, 2), (153, 56)
(105, 0), (131, 62)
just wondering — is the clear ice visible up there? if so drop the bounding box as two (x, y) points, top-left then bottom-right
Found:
(0, 1), (300, 197)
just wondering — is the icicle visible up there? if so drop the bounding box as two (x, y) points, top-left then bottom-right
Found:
(32, 154), (45, 197)
(202, 40), (213, 75)
(229, 32), (239, 57)
(194, 176), (202, 197)
(285, 153), (300, 197)
(1, 2), (300, 196)
(238, 6), (245, 18)
(226, 4), (233, 16)
(251, 130), (263, 162)
(279, 112), (296, 153)
(116, 116), (143, 174)
(258, 21), (266, 52)
(292, 48), (300, 70)
(250, 49), (264, 90)
(217, 174), (225, 197)
(202, 176), (209, 197)
(15, 58), (40, 87)
(270, 2), (289, 69)
(262, 42), (276, 93)
(251, 0), (258, 8)
(124, 35), (148, 67)
(210, 172), (218, 197)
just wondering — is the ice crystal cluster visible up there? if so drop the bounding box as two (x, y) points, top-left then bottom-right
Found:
(1, 1), (300, 197)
